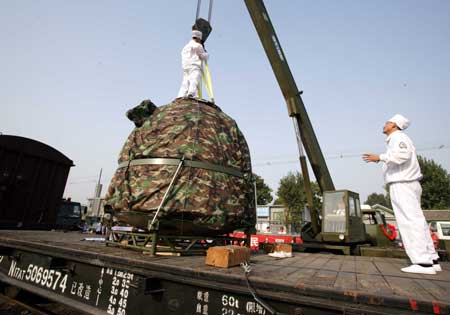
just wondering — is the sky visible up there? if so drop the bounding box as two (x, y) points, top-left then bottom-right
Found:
(1, 1), (449, 205)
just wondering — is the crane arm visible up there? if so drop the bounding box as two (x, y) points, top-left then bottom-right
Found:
(244, 0), (335, 193)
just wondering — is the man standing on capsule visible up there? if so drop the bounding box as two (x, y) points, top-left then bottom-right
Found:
(177, 30), (209, 98)
(363, 114), (440, 275)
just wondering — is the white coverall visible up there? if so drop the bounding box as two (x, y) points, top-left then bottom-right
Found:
(379, 130), (439, 265)
(177, 39), (209, 98)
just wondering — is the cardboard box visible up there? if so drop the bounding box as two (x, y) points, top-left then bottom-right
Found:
(205, 245), (250, 268)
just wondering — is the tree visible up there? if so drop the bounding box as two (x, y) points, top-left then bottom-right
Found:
(275, 171), (322, 226)
(365, 192), (391, 208)
(254, 173), (273, 205)
(418, 156), (450, 209)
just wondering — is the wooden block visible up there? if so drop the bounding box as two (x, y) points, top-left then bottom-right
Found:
(205, 246), (250, 268)
(274, 244), (292, 253)
(263, 243), (275, 254)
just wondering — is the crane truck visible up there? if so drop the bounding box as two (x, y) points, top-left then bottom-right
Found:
(245, 1), (403, 257)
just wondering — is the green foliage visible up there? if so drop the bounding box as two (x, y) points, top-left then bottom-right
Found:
(418, 156), (450, 209)
(254, 173), (273, 205)
(365, 192), (391, 208)
(275, 171), (322, 225)
(273, 198), (283, 205)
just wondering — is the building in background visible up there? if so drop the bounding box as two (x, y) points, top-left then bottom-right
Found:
(256, 204), (288, 234)
(84, 169), (105, 232)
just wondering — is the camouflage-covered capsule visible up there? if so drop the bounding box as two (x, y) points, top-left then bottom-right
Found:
(104, 98), (256, 236)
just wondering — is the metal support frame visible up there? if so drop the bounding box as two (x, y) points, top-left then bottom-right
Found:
(106, 230), (252, 256)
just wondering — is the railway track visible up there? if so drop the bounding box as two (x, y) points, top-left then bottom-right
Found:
(0, 290), (86, 315)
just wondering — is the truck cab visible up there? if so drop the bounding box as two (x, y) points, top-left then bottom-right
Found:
(321, 190), (367, 243)
(430, 221), (450, 240)
(430, 221), (450, 260)
(56, 199), (83, 230)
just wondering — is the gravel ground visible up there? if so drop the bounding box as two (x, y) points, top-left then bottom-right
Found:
(0, 295), (86, 315)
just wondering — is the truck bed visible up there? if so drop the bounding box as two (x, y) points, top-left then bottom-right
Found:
(0, 230), (449, 315)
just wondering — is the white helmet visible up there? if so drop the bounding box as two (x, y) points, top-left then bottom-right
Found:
(388, 114), (410, 130)
(192, 30), (202, 40)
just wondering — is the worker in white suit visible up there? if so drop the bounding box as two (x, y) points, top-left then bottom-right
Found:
(177, 30), (209, 98)
(363, 114), (440, 275)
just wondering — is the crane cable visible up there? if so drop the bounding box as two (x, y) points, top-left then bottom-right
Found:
(195, 0), (213, 23)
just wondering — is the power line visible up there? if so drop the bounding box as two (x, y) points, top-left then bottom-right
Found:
(68, 175), (98, 180)
(253, 144), (449, 167)
(65, 144), (449, 182)
(66, 179), (98, 185)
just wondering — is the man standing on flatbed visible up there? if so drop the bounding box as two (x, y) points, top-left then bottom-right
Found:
(363, 114), (440, 275)
(177, 30), (209, 98)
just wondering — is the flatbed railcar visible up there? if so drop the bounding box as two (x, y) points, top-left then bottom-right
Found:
(0, 230), (449, 315)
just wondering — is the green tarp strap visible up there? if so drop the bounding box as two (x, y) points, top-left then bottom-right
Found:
(118, 158), (243, 178)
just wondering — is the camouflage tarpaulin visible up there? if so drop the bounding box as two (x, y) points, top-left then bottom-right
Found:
(105, 98), (256, 236)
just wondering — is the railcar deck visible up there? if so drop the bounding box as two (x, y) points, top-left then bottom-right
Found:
(0, 230), (449, 315)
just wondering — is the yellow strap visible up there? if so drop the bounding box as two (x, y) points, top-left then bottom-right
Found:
(203, 61), (214, 101)
(197, 61), (214, 102)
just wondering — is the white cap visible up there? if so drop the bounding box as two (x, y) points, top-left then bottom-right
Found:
(388, 114), (410, 130)
(192, 30), (202, 40)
